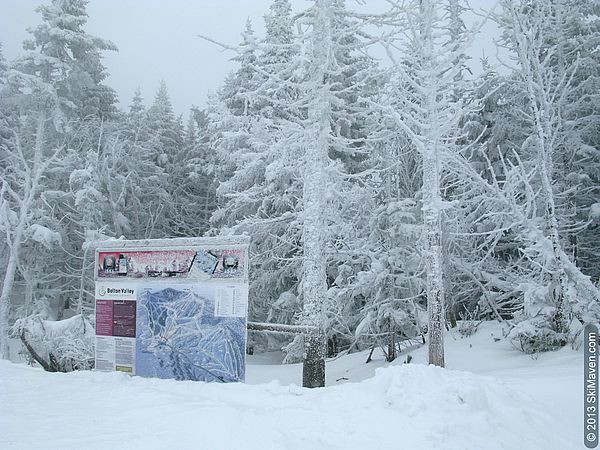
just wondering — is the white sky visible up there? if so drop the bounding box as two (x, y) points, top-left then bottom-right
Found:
(0, 0), (502, 117)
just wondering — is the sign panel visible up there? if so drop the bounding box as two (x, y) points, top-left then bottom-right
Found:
(94, 282), (138, 374)
(93, 237), (249, 382)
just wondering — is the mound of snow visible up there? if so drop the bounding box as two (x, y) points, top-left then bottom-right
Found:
(0, 360), (574, 450)
(28, 224), (62, 248)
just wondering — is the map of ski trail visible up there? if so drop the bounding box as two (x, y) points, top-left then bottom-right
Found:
(136, 285), (246, 382)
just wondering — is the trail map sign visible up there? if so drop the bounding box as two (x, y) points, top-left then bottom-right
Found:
(94, 237), (250, 382)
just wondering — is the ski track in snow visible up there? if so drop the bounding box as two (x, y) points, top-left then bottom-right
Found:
(0, 323), (581, 450)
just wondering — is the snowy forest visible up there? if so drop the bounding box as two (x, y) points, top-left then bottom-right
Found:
(1, 0), (600, 372)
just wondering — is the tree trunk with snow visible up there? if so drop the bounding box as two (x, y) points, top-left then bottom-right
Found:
(422, 137), (445, 367)
(0, 249), (19, 359)
(300, 0), (334, 388)
(420, 0), (445, 368)
(302, 331), (326, 388)
(0, 202), (31, 359)
(0, 114), (54, 359)
(372, 0), (477, 367)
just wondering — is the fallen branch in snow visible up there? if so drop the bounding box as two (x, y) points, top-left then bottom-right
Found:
(19, 329), (57, 372)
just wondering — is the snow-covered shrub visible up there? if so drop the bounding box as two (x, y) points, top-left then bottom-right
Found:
(247, 331), (295, 355)
(267, 291), (301, 325)
(457, 308), (482, 338)
(282, 334), (304, 364)
(508, 318), (567, 354)
(458, 319), (483, 338)
(458, 321), (480, 338)
(507, 283), (567, 353)
(13, 314), (94, 372)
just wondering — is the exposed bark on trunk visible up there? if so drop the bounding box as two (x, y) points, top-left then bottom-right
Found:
(387, 332), (396, 362)
(423, 166), (446, 368)
(302, 331), (326, 388)
(425, 219), (446, 367)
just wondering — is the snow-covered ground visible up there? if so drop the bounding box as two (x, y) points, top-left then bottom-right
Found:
(0, 322), (581, 449)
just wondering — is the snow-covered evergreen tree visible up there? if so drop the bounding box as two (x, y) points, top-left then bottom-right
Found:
(207, 11), (302, 326)
(368, 0), (485, 366)
(17, 0), (118, 120)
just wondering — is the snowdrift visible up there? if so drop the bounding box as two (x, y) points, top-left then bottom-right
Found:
(0, 359), (573, 450)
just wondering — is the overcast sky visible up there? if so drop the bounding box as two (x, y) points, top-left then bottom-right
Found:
(0, 0), (501, 117)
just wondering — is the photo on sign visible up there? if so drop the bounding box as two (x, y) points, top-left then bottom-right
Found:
(210, 248), (245, 279)
(97, 250), (196, 279)
(97, 248), (246, 280)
